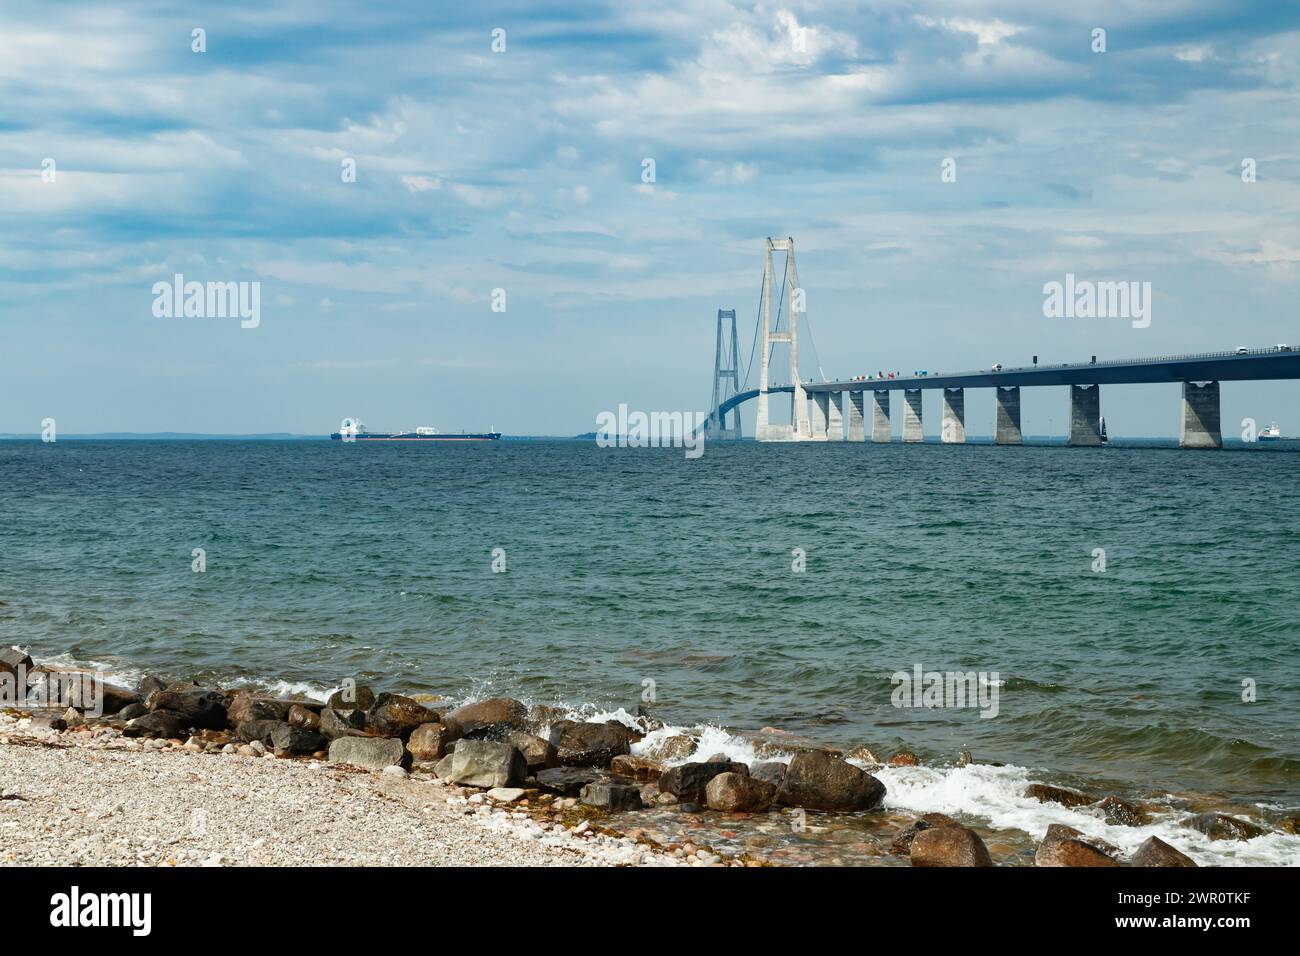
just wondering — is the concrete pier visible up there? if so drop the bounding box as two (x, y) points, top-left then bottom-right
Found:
(847, 391), (866, 442)
(871, 390), (891, 443)
(903, 389), (924, 443)
(1180, 381), (1222, 449)
(995, 386), (1022, 444)
(827, 392), (845, 441)
(810, 393), (829, 441)
(1068, 385), (1102, 446)
(941, 388), (965, 443)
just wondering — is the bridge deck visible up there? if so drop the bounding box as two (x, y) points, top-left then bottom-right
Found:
(801, 347), (1300, 393)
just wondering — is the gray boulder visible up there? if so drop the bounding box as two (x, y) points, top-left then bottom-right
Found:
(749, 761), (788, 788)
(449, 740), (527, 788)
(328, 736), (410, 770)
(0, 647), (32, 677)
(580, 781), (643, 811)
(238, 719), (325, 755)
(124, 711), (185, 739)
(319, 707), (367, 740)
(536, 766), (606, 796)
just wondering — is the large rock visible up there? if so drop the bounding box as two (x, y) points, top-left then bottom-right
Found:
(0, 647), (32, 677)
(117, 702), (147, 720)
(237, 719), (325, 756)
(66, 678), (138, 716)
(367, 694), (435, 740)
(443, 698), (528, 741)
(1035, 824), (1119, 867)
(733, 728), (843, 760)
(910, 826), (993, 867)
(319, 707), (368, 740)
(449, 740), (527, 789)
(124, 711), (185, 739)
(1131, 836), (1198, 867)
(891, 812), (962, 855)
(556, 721), (632, 767)
(649, 734), (696, 762)
(536, 766), (607, 797)
(659, 761), (746, 803)
(775, 750), (886, 812)
(610, 755), (662, 782)
(226, 691), (291, 727)
(1098, 794), (1149, 827)
(1024, 783), (1092, 808)
(287, 704), (321, 731)
(706, 772), (776, 812)
(505, 730), (557, 771)
(408, 722), (452, 762)
(327, 684), (375, 711)
(750, 761), (788, 788)
(580, 781), (643, 811)
(327, 736), (410, 770)
(1186, 812), (1266, 841)
(148, 688), (228, 730)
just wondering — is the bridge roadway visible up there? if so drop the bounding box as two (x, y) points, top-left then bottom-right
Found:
(802, 347), (1300, 393)
(711, 347), (1300, 448)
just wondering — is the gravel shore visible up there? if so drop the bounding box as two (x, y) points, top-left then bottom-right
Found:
(0, 715), (678, 867)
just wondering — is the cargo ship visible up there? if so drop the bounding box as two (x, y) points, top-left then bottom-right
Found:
(1259, 421), (1282, 442)
(330, 418), (500, 441)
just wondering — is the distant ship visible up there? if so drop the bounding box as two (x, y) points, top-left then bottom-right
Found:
(330, 418), (501, 442)
(1099, 416), (1109, 444)
(1259, 421), (1282, 442)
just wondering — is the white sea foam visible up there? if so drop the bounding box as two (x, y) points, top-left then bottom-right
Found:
(873, 763), (1300, 867)
(230, 679), (333, 702)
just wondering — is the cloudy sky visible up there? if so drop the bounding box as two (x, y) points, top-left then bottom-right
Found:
(2, 0), (1299, 436)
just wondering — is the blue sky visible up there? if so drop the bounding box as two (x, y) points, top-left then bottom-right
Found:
(2, 0), (1299, 436)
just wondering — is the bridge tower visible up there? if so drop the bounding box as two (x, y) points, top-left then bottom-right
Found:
(755, 237), (811, 441)
(707, 309), (743, 440)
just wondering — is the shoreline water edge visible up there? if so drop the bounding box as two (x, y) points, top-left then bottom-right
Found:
(2, 647), (1298, 867)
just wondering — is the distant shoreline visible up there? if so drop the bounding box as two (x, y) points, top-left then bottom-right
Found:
(0, 433), (584, 441)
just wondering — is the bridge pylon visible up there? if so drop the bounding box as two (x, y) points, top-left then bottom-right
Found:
(755, 237), (810, 441)
(707, 309), (743, 440)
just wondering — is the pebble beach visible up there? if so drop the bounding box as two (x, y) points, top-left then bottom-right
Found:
(0, 714), (678, 868)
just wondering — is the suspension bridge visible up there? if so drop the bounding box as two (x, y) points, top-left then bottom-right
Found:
(704, 237), (1300, 448)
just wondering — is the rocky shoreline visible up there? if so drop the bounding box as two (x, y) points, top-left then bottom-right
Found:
(2, 648), (1294, 867)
